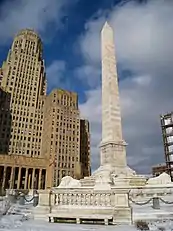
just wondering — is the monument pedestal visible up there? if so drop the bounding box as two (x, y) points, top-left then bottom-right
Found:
(80, 163), (146, 188)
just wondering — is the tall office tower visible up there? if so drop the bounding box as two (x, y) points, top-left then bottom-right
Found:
(0, 87), (11, 154)
(0, 29), (46, 157)
(160, 113), (173, 181)
(42, 89), (81, 186)
(80, 119), (91, 178)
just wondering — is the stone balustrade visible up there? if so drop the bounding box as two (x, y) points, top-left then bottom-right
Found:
(55, 191), (112, 207)
(33, 185), (173, 224)
(33, 188), (131, 224)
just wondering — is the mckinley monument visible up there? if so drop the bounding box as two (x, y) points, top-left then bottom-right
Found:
(33, 22), (173, 225)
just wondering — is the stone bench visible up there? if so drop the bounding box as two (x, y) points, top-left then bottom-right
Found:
(48, 213), (112, 225)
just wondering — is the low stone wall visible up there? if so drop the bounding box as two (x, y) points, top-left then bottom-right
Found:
(34, 188), (132, 225)
(54, 189), (113, 207)
(33, 185), (173, 225)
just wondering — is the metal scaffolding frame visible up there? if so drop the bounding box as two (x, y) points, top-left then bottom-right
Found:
(160, 112), (173, 181)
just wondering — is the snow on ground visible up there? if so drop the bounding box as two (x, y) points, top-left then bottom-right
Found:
(1, 197), (173, 230)
(1, 217), (173, 231)
(0, 218), (137, 231)
(0, 198), (11, 216)
(131, 195), (173, 221)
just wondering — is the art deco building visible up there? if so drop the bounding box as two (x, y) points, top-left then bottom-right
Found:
(42, 89), (82, 186)
(0, 29), (91, 192)
(0, 29), (46, 156)
(0, 29), (50, 192)
(160, 112), (173, 181)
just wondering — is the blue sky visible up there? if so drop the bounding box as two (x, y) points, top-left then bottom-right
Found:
(0, 0), (173, 174)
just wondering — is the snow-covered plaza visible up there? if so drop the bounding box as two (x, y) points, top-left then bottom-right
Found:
(1, 195), (173, 231)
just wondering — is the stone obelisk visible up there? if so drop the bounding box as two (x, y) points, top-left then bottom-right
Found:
(100, 21), (127, 169)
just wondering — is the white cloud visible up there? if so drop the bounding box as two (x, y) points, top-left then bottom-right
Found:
(46, 60), (68, 92)
(79, 17), (105, 66)
(0, 0), (74, 43)
(79, 0), (173, 174)
(75, 65), (101, 87)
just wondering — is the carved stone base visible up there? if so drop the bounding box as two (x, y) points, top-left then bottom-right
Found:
(81, 164), (146, 188)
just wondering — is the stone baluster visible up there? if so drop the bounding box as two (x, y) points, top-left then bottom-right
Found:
(68, 193), (70, 205)
(56, 194), (59, 205)
(90, 194), (93, 206)
(97, 193), (101, 206)
(71, 194), (74, 205)
(105, 194), (107, 206)
(59, 194), (63, 205)
(76, 193), (79, 206)
(74, 193), (77, 205)
(100, 194), (104, 206)
(98, 194), (102, 206)
(80, 194), (82, 205)
(62, 193), (66, 205)
(106, 194), (111, 206)
(66, 193), (68, 205)
(62, 193), (65, 205)
(65, 193), (67, 205)
(95, 194), (97, 206)
(81, 194), (85, 205)
(73, 194), (76, 205)
(70, 193), (73, 205)
(69, 193), (72, 205)
(75, 194), (77, 205)
(95, 194), (99, 206)
(65, 193), (68, 205)
(84, 194), (86, 205)
(56, 194), (58, 205)
(85, 194), (87, 205)
(78, 194), (81, 205)
(86, 194), (90, 206)
(57, 194), (60, 205)
(72, 193), (75, 205)
(88, 194), (91, 206)
(79, 193), (82, 206)
(99, 194), (102, 206)
(103, 194), (106, 206)
(77, 193), (80, 205)
(93, 194), (96, 206)
(85, 194), (88, 206)
(61, 194), (64, 205)
(84, 193), (88, 206)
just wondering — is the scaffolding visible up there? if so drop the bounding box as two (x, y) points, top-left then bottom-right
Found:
(160, 112), (173, 181)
